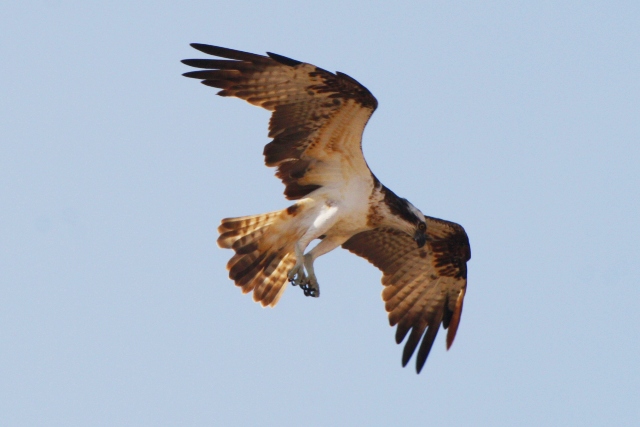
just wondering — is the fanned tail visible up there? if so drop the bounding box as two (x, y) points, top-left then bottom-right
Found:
(217, 211), (282, 249)
(217, 209), (298, 307)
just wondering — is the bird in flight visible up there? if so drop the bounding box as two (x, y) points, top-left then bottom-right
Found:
(182, 44), (471, 373)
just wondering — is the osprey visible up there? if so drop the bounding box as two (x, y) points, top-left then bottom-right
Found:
(182, 44), (471, 373)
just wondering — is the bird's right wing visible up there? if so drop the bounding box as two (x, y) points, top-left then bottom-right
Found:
(342, 216), (471, 373)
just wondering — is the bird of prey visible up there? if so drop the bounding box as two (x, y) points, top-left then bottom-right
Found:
(182, 44), (471, 373)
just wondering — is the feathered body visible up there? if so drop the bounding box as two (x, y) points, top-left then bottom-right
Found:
(182, 44), (471, 373)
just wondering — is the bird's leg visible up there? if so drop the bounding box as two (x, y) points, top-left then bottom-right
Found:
(298, 236), (343, 298)
(287, 242), (307, 287)
(300, 252), (320, 297)
(287, 204), (340, 296)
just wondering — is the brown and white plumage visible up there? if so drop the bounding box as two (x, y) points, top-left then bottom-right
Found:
(182, 44), (471, 372)
(182, 43), (377, 201)
(342, 217), (470, 373)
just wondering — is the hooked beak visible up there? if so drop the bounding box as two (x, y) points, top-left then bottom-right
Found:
(413, 229), (427, 248)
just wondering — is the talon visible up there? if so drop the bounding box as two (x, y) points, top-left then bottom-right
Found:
(287, 264), (306, 287)
(288, 263), (320, 297)
(300, 280), (320, 298)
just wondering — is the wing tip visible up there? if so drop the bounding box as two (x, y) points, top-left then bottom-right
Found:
(267, 51), (303, 67)
(182, 70), (203, 79)
(188, 43), (267, 62)
(189, 42), (213, 53)
(401, 352), (411, 368)
(445, 289), (465, 349)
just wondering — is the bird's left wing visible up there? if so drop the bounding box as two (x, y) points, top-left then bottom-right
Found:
(342, 216), (471, 373)
(182, 44), (378, 200)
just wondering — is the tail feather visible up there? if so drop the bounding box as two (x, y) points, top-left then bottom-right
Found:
(229, 251), (267, 282)
(231, 228), (268, 254)
(235, 253), (267, 290)
(252, 252), (285, 300)
(236, 250), (279, 291)
(217, 211), (281, 248)
(262, 255), (296, 306)
(251, 253), (296, 307)
(218, 209), (300, 307)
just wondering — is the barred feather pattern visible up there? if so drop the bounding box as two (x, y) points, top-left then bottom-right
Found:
(342, 216), (470, 373)
(183, 44), (472, 373)
(182, 43), (378, 200)
(217, 210), (298, 307)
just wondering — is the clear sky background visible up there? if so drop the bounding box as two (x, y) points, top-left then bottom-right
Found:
(1, 1), (639, 426)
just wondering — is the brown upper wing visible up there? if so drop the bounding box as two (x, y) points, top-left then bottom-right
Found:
(342, 216), (471, 373)
(182, 44), (378, 200)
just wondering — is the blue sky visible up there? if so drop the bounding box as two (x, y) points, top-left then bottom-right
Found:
(1, 1), (639, 426)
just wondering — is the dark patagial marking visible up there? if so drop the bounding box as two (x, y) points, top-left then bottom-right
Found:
(284, 183), (322, 200)
(286, 204), (300, 216)
(380, 185), (420, 225)
(275, 159), (311, 182)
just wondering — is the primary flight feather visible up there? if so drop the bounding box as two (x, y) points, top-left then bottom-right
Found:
(182, 43), (471, 373)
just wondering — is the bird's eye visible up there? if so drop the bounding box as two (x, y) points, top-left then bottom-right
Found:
(418, 222), (426, 231)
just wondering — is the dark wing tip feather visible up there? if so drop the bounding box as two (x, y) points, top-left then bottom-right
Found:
(400, 327), (423, 368)
(415, 324), (441, 374)
(182, 70), (210, 79)
(395, 323), (410, 344)
(189, 43), (267, 62)
(181, 59), (228, 69)
(267, 52), (303, 67)
(200, 80), (226, 88)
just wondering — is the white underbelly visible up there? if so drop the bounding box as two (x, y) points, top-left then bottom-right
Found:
(309, 180), (373, 240)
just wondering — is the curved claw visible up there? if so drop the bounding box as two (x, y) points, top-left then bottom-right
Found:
(287, 264), (307, 287)
(300, 276), (320, 298)
(288, 263), (320, 297)
(301, 282), (319, 297)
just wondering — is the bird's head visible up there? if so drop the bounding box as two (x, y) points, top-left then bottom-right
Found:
(413, 219), (428, 248)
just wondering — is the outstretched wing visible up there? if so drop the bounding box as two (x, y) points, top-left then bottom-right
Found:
(342, 216), (471, 373)
(182, 44), (378, 200)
